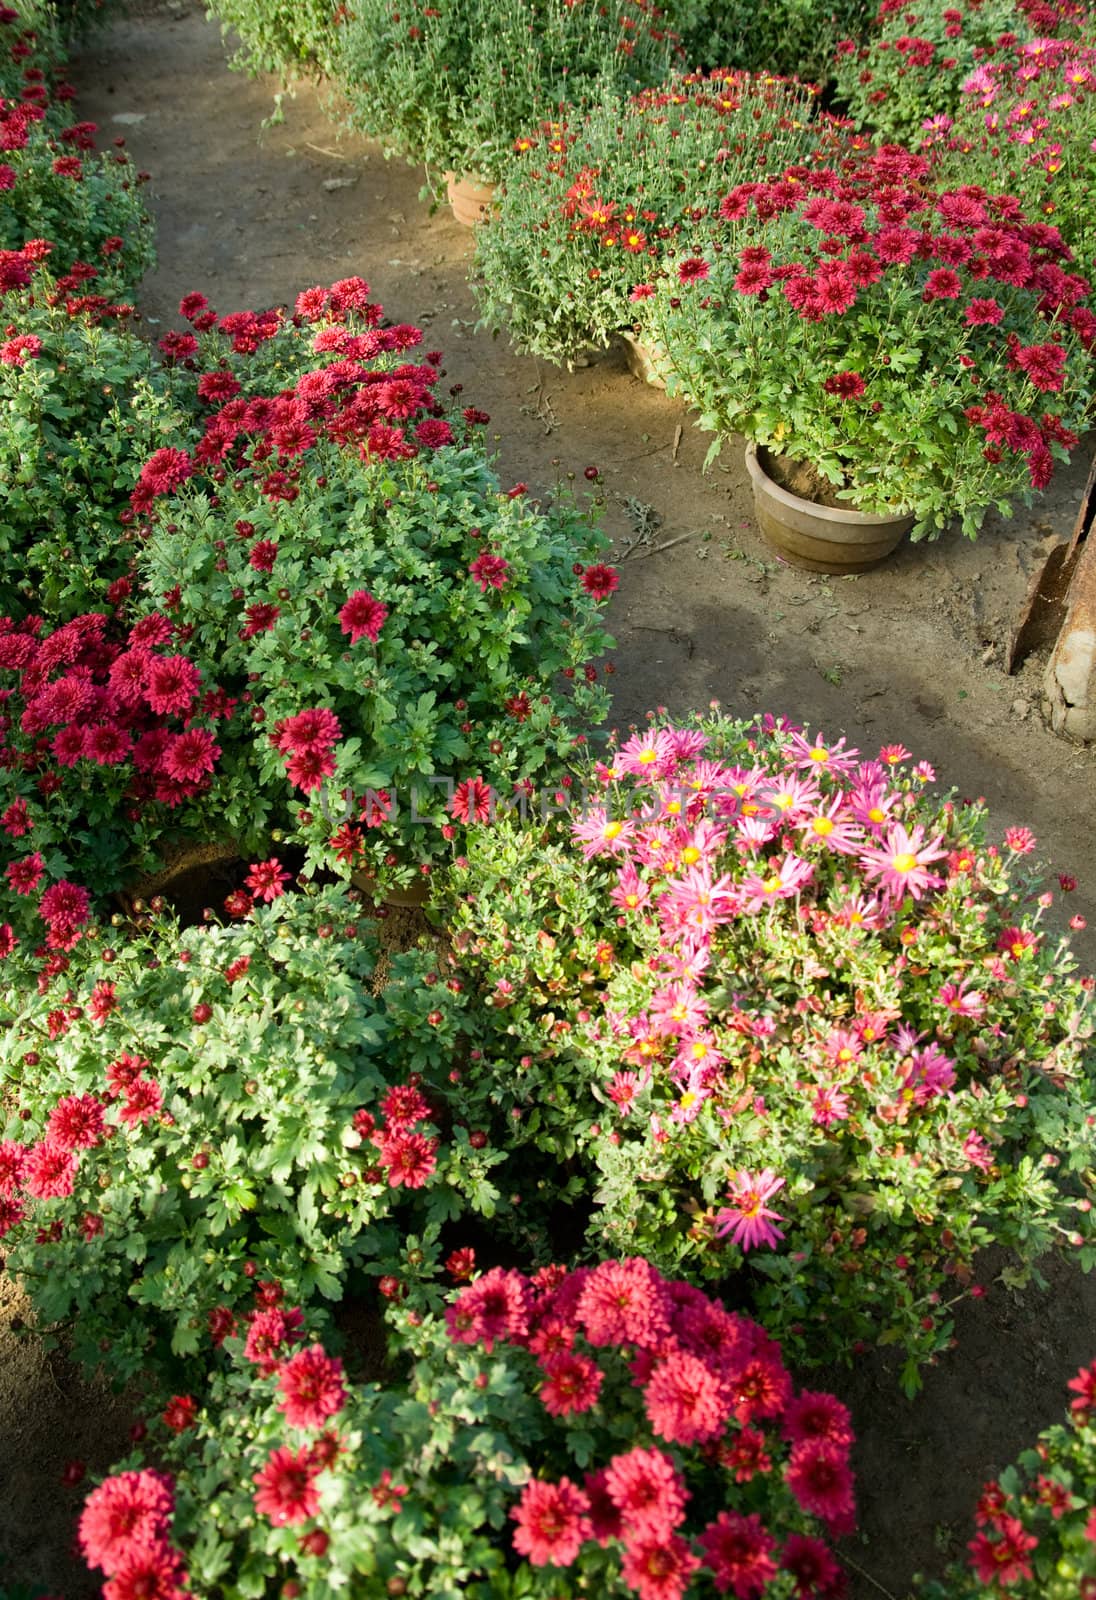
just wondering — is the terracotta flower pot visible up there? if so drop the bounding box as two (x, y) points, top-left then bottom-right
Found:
(350, 868), (431, 908)
(745, 441), (915, 575)
(444, 171), (498, 227)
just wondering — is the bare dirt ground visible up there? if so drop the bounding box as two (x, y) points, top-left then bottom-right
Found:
(1, 6), (1094, 1596)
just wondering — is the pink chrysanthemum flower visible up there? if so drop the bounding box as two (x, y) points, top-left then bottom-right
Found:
(575, 1257), (670, 1349)
(643, 1349), (729, 1444)
(24, 1139), (78, 1199)
(738, 855), (814, 913)
(78, 1469), (176, 1574)
(469, 551), (510, 592)
(571, 806), (636, 860)
(277, 1345), (347, 1430)
(614, 729), (677, 781)
(604, 1447), (689, 1539)
(510, 1477), (590, 1567)
(445, 1267), (531, 1352)
(781, 1390), (855, 1450)
(714, 1170), (786, 1252)
(619, 1530), (700, 1600)
(858, 822), (946, 901)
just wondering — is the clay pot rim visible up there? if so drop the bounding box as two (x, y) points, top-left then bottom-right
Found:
(746, 440), (915, 530)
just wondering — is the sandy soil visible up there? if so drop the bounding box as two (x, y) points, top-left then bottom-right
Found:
(1, 6), (1094, 1596)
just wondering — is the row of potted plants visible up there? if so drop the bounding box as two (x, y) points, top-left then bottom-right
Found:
(3, 4), (1096, 1597)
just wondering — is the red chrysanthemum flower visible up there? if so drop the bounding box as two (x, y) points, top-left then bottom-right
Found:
(162, 1395), (197, 1434)
(445, 1267), (531, 1352)
(450, 777), (494, 825)
(143, 655), (201, 717)
(377, 1129), (439, 1191)
(0, 1140), (29, 1194)
(162, 728), (220, 784)
(24, 1139), (77, 1199)
(539, 1351), (604, 1417)
(277, 1344), (347, 1430)
(677, 257), (710, 284)
(470, 551), (510, 593)
(244, 1307), (305, 1374)
(102, 1544), (188, 1600)
(338, 589), (389, 644)
(822, 371), (866, 400)
(5, 852), (45, 895)
(46, 1094), (105, 1152)
(510, 1477), (590, 1567)
(580, 563), (619, 600)
(781, 1533), (846, 1598)
(781, 1390), (855, 1449)
(245, 858), (291, 902)
(119, 1077), (163, 1128)
(253, 1445), (322, 1527)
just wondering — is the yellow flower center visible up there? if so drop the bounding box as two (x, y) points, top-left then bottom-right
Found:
(868, 807), (886, 823)
(602, 820), (623, 841)
(892, 852), (918, 874)
(638, 749), (658, 765)
(681, 845), (701, 865)
(808, 746), (829, 763)
(812, 817), (834, 836)
(762, 875), (783, 894)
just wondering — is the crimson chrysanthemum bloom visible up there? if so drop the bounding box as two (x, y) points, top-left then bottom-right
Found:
(379, 1083), (430, 1128)
(119, 1076), (163, 1128)
(450, 777), (494, 825)
(5, 852), (44, 895)
(581, 563), (619, 600)
(245, 858), (291, 902)
(143, 655), (201, 717)
(510, 1477), (591, 1567)
(271, 707), (341, 756)
(781, 1533), (846, 1598)
(241, 602), (281, 638)
(24, 1139), (77, 1199)
(470, 551), (510, 592)
(378, 1129), (438, 1188)
(79, 1469), (176, 1575)
(0, 1194), (25, 1236)
(697, 1511), (777, 1598)
(781, 1390), (855, 1449)
(1067, 1360), (1096, 1419)
(162, 728), (220, 784)
(538, 1350), (604, 1417)
(253, 1445), (322, 1527)
(160, 1395), (196, 1435)
(644, 1349), (729, 1444)
(445, 1267), (531, 1352)
(923, 267), (963, 300)
(0, 1140), (29, 1194)
(964, 296), (1003, 325)
(822, 371), (866, 400)
(604, 1447), (688, 1539)
(677, 256), (710, 284)
(244, 1307), (305, 1374)
(46, 1094), (105, 1152)
(784, 1439), (857, 1533)
(248, 538), (278, 571)
(38, 879), (91, 932)
(277, 1344), (347, 1429)
(102, 1544), (188, 1600)
(967, 1516), (1038, 1585)
(339, 589), (389, 644)
(620, 1530), (700, 1600)
(1013, 339), (1067, 392)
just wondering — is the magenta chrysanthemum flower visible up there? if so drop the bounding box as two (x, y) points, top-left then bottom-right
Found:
(697, 1511), (778, 1598)
(510, 1477), (591, 1567)
(244, 1307), (304, 1374)
(277, 1345), (347, 1430)
(338, 589), (389, 644)
(24, 1139), (78, 1199)
(0, 1140), (29, 1194)
(5, 852), (44, 896)
(470, 551), (510, 592)
(781, 1391), (855, 1450)
(102, 1544), (188, 1600)
(784, 1439), (857, 1533)
(272, 707), (341, 755)
(377, 1129), (439, 1188)
(253, 1445), (322, 1526)
(119, 1077), (163, 1128)
(161, 728), (220, 784)
(445, 1267), (531, 1352)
